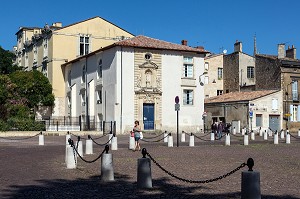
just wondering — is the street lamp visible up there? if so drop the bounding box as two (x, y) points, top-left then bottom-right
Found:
(199, 71), (208, 86)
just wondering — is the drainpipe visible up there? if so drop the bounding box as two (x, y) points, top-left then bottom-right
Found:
(120, 46), (123, 134)
(85, 57), (90, 130)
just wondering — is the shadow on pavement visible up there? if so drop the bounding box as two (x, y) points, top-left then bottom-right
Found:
(2, 172), (298, 199)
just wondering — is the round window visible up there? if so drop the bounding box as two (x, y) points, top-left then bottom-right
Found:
(145, 53), (152, 60)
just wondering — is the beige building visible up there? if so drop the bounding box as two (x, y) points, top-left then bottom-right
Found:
(14, 16), (134, 117)
(204, 53), (224, 98)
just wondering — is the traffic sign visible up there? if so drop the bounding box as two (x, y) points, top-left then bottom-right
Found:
(175, 96), (179, 104)
(175, 104), (180, 111)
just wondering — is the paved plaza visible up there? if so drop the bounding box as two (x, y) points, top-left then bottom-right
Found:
(0, 132), (300, 199)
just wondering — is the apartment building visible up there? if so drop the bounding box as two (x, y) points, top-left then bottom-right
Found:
(62, 36), (208, 134)
(256, 44), (300, 130)
(14, 16), (134, 118)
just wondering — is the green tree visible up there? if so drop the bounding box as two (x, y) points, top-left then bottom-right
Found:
(9, 70), (55, 108)
(0, 46), (20, 74)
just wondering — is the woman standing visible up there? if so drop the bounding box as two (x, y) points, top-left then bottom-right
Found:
(133, 120), (141, 151)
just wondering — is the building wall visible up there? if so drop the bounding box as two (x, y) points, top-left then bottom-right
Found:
(204, 54), (223, 98)
(250, 91), (283, 131)
(15, 17), (134, 117)
(205, 91), (282, 132)
(255, 55), (281, 90)
(65, 46), (205, 134)
(223, 52), (255, 93)
(223, 52), (240, 93)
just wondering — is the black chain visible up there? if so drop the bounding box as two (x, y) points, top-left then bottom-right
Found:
(89, 134), (107, 140)
(72, 145), (106, 163)
(142, 132), (164, 140)
(193, 133), (214, 142)
(91, 135), (113, 146)
(192, 132), (211, 138)
(141, 134), (169, 143)
(289, 133), (300, 139)
(146, 151), (246, 183)
(0, 132), (41, 140)
(230, 133), (244, 138)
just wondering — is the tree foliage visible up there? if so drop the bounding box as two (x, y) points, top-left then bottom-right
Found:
(0, 46), (20, 74)
(9, 70), (55, 108)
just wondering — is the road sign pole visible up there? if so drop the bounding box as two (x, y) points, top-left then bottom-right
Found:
(175, 96), (180, 147)
(177, 110), (179, 147)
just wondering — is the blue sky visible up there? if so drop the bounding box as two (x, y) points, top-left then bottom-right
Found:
(1, 0), (300, 57)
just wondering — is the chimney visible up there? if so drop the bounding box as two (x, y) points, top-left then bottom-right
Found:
(286, 45), (296, 59)
(278, 43), (285, 59)
(181, 40), (188, 46)
(234, 40), (242, 52)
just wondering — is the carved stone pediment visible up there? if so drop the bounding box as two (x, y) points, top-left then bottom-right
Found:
(135, 87), (162, 95)
(139, 61), (159, 69)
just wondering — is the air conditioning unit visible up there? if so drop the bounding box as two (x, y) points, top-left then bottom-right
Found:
(97, 100), (102, 104)
(82, 102), (86, 106)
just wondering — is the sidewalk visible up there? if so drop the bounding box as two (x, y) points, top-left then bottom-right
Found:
(0, 133), (299, 199)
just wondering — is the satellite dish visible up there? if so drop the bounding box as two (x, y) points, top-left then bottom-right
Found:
(223, 49), (227, 54)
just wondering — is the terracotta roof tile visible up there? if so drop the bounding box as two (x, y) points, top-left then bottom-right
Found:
(204, 90), (280, 104)
(115, 35), (208, 53)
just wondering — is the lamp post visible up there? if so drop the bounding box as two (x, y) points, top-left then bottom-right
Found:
(199, 71), (208, 131)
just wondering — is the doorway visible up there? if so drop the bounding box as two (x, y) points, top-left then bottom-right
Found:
(143, 103), (154, 130)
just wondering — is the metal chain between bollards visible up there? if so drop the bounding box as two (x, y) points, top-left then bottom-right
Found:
(142, 132), (165, 140)
(289, 133), (300, 139)
(0, 132), (41, 140)
(89, 134), (108, 140)
(140, 134), (169, 143)
(72, 144), (108, 163)
(90, 135), (113, 146)
(192, 133), (214, 141)
(146, 151), (246, 184)
(230, 133), (244, 138)
(190, 132), (211, 138)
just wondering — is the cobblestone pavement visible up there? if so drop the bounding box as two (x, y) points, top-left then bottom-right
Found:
(0, 132), (300, 199)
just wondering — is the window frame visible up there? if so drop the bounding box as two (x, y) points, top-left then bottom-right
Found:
(183, 89), (194, 105)
(247, 66), (254, 79)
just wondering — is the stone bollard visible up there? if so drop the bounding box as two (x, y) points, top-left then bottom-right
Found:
(241, 158), (261, 199)
(259, 128), (263, 137)
(181, 131), (186, 142)
(66, 132), (71, 144)
(274, 131), (279, 145)
(244, 134), (249, 146)
(263, 130), (268, 140)
(85, 135), (93, 155)
(298, 129), (300, 137)
(66, 139), (77, 169)
(108, 134), (113, 144)
(280, 130), (285, 139)
(286, 131), (291, 144)
(75, 136), (83, 157)
(210, 132), (215, 141)
(250, 130), (255, 141)
(65, 133), (71, 163)
(111, 135), (118, 150)
(129, 136), (135, 150)
(38, 132), (44, 146)
(233, 127), (236, 135)
(137, 148), (152, 189)
(268, 129), (273, 137)
(225, 133), (230, 146)
(189, 133), (194, 147)
(168, 133), (173, 147)
(163, 131), (168, 142)
(101, 145), (114, 181)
